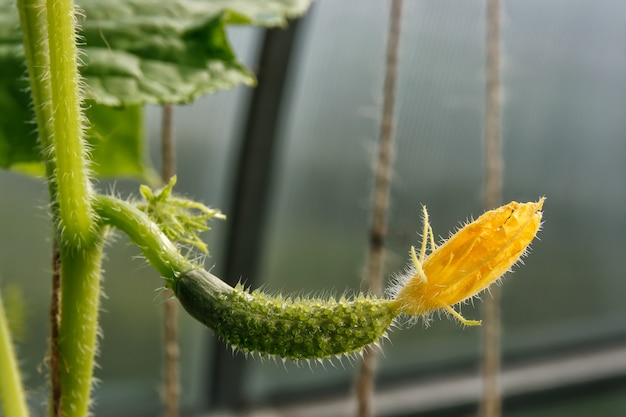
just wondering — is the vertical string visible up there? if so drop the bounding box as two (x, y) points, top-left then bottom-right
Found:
(161, 104), (176, 181)
(355, 1), (403, 416)
(481, 0), (503, 415)
(161, 103), (180, 417)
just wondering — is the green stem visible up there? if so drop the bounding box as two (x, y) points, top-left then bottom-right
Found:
(57, 240), (104, 417)
(16, 1), (63, 415)
(46, 0), (95, 246)
(0, 291), (30, 417)
(16, 0), (59, 222)
(26, 0), (103, 415)
(93, 195), (193, 283)
(16, 0), (53, 151)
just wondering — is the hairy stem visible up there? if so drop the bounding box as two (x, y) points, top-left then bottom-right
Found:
(46, 0), (95, 246)
(16, 0), (53, 154)
(21, 0), (103, 415)
(16, 1), (75, 415)
(0, 291), (30, 417)
(93, 195), (192, 282)
(46, 0), (101, 404)
(57, 241), (104, 417)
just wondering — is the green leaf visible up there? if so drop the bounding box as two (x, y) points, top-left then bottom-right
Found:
(85, 103), (158, 182)
(0, 0), (312, 177)
(1, 0), (313, 106)
(78, 6), (254, 106)
(76, 0), (312, 104)
(0, 96), (155, 180)
(0, 57), (40, 174)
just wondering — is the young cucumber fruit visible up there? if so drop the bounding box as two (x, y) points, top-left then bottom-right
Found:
(175, 269), (398, 360)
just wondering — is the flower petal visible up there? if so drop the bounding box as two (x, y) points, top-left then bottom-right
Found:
(393, 198), (544, 319)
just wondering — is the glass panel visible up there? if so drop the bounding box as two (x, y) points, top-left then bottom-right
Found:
(242, 0), (626, 404)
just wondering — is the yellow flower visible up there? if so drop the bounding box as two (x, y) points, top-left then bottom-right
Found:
(391, 198), (544, 325)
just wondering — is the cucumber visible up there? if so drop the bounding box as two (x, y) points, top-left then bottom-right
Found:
(175, 269), (398, 360)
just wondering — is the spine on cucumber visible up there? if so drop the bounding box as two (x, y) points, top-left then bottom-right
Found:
(175, 269), (398, 360)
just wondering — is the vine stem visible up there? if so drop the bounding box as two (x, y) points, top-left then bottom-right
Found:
(15, 0), (61, 414)
(46, 0), (95, 246)
(93, 195), (192, 280)
(47, 0), (104, 401)
(355, 1), (402, 416)
(57, 242), (105, 417)
(0, 291), (30, 417)
(20, 0), (105, 415)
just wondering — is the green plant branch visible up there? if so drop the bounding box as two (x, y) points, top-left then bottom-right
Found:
(16, 0), (53, 157)
(18, 0), (105, 415)
(47, 0), (102, 407)
(46, 0), (95, 246)
(93, 195), (193, 283)
(15, 2), (63, 413)
(56, 241), (104, 417)
(0, 290), (30, 417)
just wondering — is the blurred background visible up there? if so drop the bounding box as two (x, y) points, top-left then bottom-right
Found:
(2, 0), (626, 416)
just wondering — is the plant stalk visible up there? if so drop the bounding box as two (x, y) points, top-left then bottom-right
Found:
(57, 241), (104, 417)
(0, 291), (30, 417)
(23, 0), (105, 415)
(93, 195), (192, 281)
(16, 0), (65, 415)
(16, 0), (53, 153)
(46, 0), (95, 246)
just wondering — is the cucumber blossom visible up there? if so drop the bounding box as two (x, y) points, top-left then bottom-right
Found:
(175, 269), (398, 360)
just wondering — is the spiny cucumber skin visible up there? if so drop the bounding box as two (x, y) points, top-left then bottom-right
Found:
(175, 270), (398, 360)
